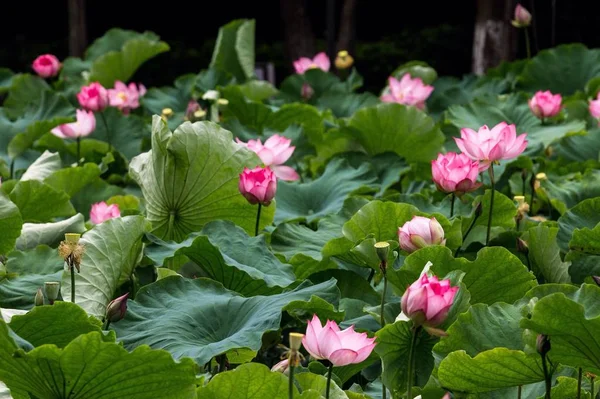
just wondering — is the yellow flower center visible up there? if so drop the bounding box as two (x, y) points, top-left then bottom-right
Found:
(117, 92), (127, 101)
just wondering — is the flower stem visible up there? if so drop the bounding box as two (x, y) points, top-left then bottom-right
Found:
(255, 203), (262, 236)
(541, 352), (552, 399)
(524, 28), (532, 59)
(454, 206), (482, 257)
(288, 363), (295, 399)
(70, 262), (76, 304)
(530, 173), (537, 216)
(9, 159), (14, 179)
(577, 368), (582, 399)
(450, 193), (456, 218)
(102, 319), (111, 330)
(518, 385), (522, 399)
(591, 375), (595, 399)
(100, 111), (112, 152)
(380, 275), (388, 329)
(76, 137), (81, 167)
(406, 326), (421, 399)
(486, 165), (496, 246)
(219, 354), (228, 373)
(326, 363), (333, 399)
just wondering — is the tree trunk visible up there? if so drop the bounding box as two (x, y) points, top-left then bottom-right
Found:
(472, 0), (516, 75)
(68, 0), (88, 57)
(280, 0), (316, 69)
(336, 0), (358, 55)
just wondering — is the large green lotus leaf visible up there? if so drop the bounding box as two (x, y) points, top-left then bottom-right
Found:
(345, 103), (444, 163)
(434, 303), (524, 357)
(295, 372), (349, 399)
(69, 178), (125, 217)
(43, 163), (102, 197)
(554, 127), (600, 162)
(308, 269), (380, 306)
(0, 68), (14, 93)
(237, 80), (278, 102)
(438, 348), (544, 393)
(278, 69), (346, 103)
(0, 325), (197, 399)
(9, 302), (103, 348)
(283, 295), (345, 323)
(61, 216), (148, 317)
(143, 74), (196, 115)
(196, 68), (236, 92)
(145, 220), (295, 296)
(16, 214), (86, 250)
(270, 217), (342, 262)
(375, 320), (438, 396)
(19, 150), (62, 181)
(524, 225), (571, 283)
(459, 189), (517, 246)
(221, 86), (273, 134)
(518, 44), (600, 95)
(520, 284), (600, 374)
(316, 92), (380, 118)
(87, 29), (170, 87)
(557, 197), (600, 253)
(129, 117), (274, 241)
(0, 245), (64, 309)
(112, 277), (339, 365)
(274, 158), (377, 224)
(539, 377), (594, 399)
(565, 225), (600, 282)
(91, 107), (151, 160)
(210, 19), (255, 82)
(0, 194), (22, 254)
(389, 246), (536, 305)
(540, 169), (600, 215)
(197, 362), (294, 399)
(9, 180), (75, 223)
(3, 74), (49, 117)
(267, 103), (324, 147)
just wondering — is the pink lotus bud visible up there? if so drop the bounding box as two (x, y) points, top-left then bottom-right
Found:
(398, 216), (446, 253)
(401, 274), (459, 327)
(271, 358), (290, 375)
(589, 94), (600, 123)
(238, 166), (277, 206)
(454, 122), (528, 171)
(431, 152), (481, 195)
(236, 135), (299, 181)
(108, 81), (146, 114)
(32, 54), (61, 78)
(105, 293), (128, 322)
(528, 91), (562, 119)
(90, 201), (121, 224)
(302, 314), (376, 366)
(293, 52), (331, 74)
(301, 82), (314, 100)
(77, 82), (109, 112)
(51, 109), (96, 139)
(380, 74), (434, 110)
(512, 4), (532, 28)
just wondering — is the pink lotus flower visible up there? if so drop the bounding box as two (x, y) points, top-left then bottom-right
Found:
(431, 152), (481, 195)
(589, 93), (600, 123)
(108, 81), (147, 114)
(293, 52), (331, 74)
(90, 201), (121, 224)
(77, 82), (109, 112)
(528, 91), (562, 119)
(302, 314), (376, 366)
(236, 135), (300, 181)
(401, 273), (459, 327)
(32, 54), (61, 78)
(271, 359), (290, 375)
(51, 109), (96, 139)
(398, 216), (446, 253)
(105, 293), (128, 322)
(301, 82), (314, 100)
(238, 166), (277, 206)
(454, 122), (528, 171)
(512, 4), (532, 27)
(380, 74), (434, 110)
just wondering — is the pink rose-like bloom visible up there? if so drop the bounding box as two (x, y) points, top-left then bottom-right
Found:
(454, 122), (528, 171)
(236, 135), (300, 181)
(90, 201), (121, 224)
(293, 52), (331, 74)
(589, 93), (600, 122)
(302, 314), (376, 367)
(528, 90), (562, 119)
(108, 81), (147, 114)
(431, 152), (481, 195)
(51, 109), (96, 139)
(380, 74), (434, 110)
(512, 4), (532, 27)
(77, 82), (109, 112)
(238, 166), (277, 206)
(105, 293), (128, 322)
(32, 54), (61, 78)
(401, 273), (459, 327)
(398, 216), (446, 253)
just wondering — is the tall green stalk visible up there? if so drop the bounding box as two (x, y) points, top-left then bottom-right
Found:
(406, 326), (421, 399)
(288, 362), (295, 399)
(76, 137), (81, 167)
(450, 193), (456, 218)
(524, 29), (532, 59)
(99, 111), (112, 152)
(486, 165), (496, 246)
(325, 363), (333, 399)
(255, 203), (262, 236)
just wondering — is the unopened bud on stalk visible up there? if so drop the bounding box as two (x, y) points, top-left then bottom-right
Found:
(516, 238), (529, 255)
(35, 288), (44, 306)
(105, 293), (129, 323)
(44, 282), (60, 304)
(536, 334), (551, 356)
(374, 241), (391, 264)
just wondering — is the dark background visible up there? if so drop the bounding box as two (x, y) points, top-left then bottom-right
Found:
(1, 1), (598, 92)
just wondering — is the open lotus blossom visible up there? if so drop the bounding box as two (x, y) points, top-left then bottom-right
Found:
(90, 201), (121, 224)
(302, 314), (376, 366)
(293, 52), (330, 74)
(454, 122), (528, 171)
(431, 152), (481, 195)
(512, 4), (532, 27)
(589, 93), (600, 123)
(108, 81), (147, 114)
(32, 54), (61, 78)
(380, 74), (434, 109)
(528, 90), (562, 119)
(401, 271), (459, 327)
(77, 82), (109, 112)
(239, 166), (277, 206)
(399, 216), (446, 253)
(236, 135), (300, 181)
(51, 109), (96, 139)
